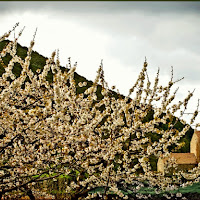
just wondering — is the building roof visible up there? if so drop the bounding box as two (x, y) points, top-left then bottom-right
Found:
(165, 153), (197, 165)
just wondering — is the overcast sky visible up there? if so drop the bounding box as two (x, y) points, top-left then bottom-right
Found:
(1, 1), (200, 126)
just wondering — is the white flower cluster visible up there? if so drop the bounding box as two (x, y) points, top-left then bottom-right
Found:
(0, 26), (200, 199)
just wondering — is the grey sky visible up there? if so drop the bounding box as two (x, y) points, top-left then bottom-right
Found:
(1, 1), (200, 125)
(1, 1), (200, 14)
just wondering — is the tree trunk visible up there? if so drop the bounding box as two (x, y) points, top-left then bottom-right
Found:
(23, 186), (35, 200)
(26, 189), (35, 200)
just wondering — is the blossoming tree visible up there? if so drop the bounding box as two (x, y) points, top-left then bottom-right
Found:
(0, 24), (200, 200)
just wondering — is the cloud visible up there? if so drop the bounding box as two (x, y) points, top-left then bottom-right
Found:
(78, 12), (200, 84)
(0, 1), (200, 15)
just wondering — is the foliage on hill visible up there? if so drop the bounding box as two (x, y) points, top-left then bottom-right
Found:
(0, 40), (120, 101)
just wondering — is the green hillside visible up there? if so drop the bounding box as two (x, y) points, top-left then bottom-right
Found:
(0, 40), (120, 101)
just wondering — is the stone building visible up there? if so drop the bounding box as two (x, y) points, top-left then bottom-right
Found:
(157, 130), (200, 175)
(190, 130), (200, 162)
